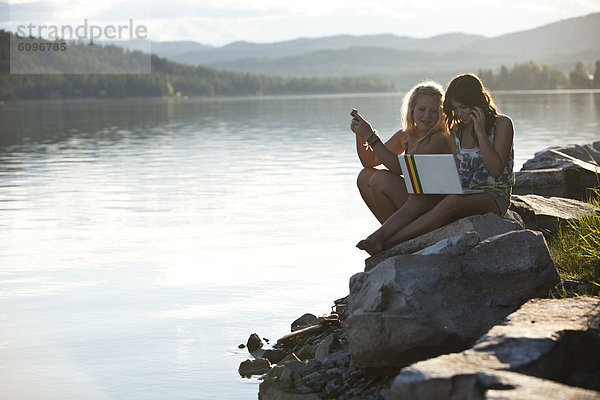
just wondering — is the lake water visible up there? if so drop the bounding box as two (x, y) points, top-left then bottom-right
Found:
(1, 91), (599, 399)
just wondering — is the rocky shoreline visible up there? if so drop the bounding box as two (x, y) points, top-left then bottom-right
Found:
(239, 141), (600, 400)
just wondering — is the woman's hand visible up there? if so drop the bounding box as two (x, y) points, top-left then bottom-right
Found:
(470, 107), (486, 137)
(350, 109), (376, 139)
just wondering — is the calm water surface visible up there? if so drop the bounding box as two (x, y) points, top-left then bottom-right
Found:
(1, 91), (599, 399)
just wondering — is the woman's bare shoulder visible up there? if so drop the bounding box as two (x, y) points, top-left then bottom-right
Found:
(496, 114), (513, 128)
(386, 129), (408, 145)
(384, 129), (408, 154)
(389, 129), (408, 140)
(495, 114), (514, 135)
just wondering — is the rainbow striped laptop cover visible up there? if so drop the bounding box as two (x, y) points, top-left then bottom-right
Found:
(399, 154), (465, 194)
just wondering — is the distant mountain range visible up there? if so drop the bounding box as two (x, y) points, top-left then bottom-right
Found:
(147, 32), (487, 63)
(114, 12), (600, 89)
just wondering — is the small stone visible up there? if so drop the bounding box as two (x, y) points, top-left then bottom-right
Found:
(238, 358), (271, 377)
(333, 297), (349, 320)
(264, 364), (284, 380)
(246, 333), (263, 354)
(324, 379), (342, 395)
(296, 344), (317, 360)
(238, 344), (245, 349)
(279, 352), (301, 365)
(314, 334), (335, 360)
(251, 348), (265, 359)
(279, 359), (311, 383)
(277, 325), (323, 347)
(326, 367), (345, 375)
(263, 349), (286, 364)
(301, 371), (331, 392)
(292, 313), (318, 332)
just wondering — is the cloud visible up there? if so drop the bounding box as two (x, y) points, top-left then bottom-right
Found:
(0, 2), (10, 24)
(140, 0), (600, 44)
(2, 0), (599, 45)
(6, 0), (147, 24)
(5, 1), (60, 22)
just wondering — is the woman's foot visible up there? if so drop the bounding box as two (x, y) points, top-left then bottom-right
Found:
(356, 234), (384, 255)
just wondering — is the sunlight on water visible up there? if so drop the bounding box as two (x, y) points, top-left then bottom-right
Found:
(494, 91), (600, 169)
(0, 92), (599, 399)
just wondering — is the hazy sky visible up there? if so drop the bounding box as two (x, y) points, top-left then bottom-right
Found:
(2, 0), (600, 46)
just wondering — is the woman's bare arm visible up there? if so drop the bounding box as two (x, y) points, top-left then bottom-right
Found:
(352, 110), (406, 173)
(472, 111), (514, 178)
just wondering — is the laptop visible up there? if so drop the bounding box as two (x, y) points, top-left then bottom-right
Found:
(399, 154), (482, 194)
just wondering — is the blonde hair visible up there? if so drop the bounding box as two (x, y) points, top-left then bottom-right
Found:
(400, 80), (447, 146)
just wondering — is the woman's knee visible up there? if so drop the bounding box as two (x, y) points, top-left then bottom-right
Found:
(357, 168), (378, 192)
(369, 170), (401, 194)
(368, 170), (388, 193)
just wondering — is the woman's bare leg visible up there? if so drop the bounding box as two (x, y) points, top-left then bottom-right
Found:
(357, 168), (380, 220)
(383, 193), (501, 247)
(369, 170), (409, 223)
(357, 194), (444, 254)
(357, 168), (409, 224)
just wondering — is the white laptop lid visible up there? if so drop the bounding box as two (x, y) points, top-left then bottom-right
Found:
(399, 154), (464, 194)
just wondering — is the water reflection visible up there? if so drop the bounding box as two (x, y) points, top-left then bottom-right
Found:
(494, 91), (600, 167)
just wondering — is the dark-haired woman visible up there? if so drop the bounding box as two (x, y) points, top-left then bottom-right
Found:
(357, 73), (514, 255)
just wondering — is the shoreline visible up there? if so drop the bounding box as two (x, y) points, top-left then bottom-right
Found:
(242, 140), (600, 399)
(2, 88), (600, 104)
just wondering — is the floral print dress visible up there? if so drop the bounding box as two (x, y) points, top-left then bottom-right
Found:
(454, 117), (514, 215)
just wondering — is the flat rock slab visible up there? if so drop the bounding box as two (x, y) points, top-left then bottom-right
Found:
(521, 141), (600, 171)
(387, 296), (600, 400)
(515, 141), (600, 200)
(365, 213), (523, 271)
(510, 194), (600, 236)
(513, 167), (599, 201)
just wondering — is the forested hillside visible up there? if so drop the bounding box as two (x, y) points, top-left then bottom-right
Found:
(0, 30), (394, 101)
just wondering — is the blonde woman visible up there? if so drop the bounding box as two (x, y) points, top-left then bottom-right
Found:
(352, 81), (450, 224)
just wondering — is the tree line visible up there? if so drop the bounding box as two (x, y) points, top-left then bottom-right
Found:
(2, 29), (599, 101)
(478, 60), (600, 90)
(0, 30), (394, 101)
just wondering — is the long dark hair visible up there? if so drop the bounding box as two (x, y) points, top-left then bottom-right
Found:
(443, 73), (498, 141)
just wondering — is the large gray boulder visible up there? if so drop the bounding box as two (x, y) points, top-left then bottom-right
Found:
(510, 194), (600, 237)
(347, 229), (560, 372)
(514, 141), (600, 201)
(386, 296), (600, 399)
